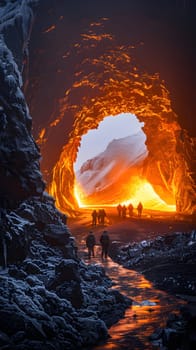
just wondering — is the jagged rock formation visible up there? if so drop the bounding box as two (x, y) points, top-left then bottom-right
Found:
(0, 1), (131, 348)
(110, 231), (196, 296)
(0, 0), (45, 208)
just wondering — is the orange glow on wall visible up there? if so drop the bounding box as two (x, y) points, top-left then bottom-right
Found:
(45, 19), (195, 216)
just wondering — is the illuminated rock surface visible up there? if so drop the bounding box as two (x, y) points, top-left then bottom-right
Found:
(0, 2), (131, 348)
(0, 1), (195, 349)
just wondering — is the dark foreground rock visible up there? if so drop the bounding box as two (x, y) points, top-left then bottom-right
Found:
(0, 197), (131, 350)
(110, 230), (196, 296)
(149, 301), (196, 350)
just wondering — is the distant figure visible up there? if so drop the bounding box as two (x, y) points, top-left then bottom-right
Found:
(86, 231), (96, 259)
(98, 209), (106, 225)
(97, 209), (102, 224)
(91, 210), (97, 226)
(100, 230), (110, 259)
(117, 204), (122, 217)
(122, 205), (127, 219)
(100, 209), (106, 225)
(137, 202), (143, 218)
(128, 203), (134, 217)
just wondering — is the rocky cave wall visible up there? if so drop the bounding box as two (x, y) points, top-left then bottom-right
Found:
(1, 1), (191, 213)
(23, 8), (195, 215)
(23, 0), (195, 215)
(0, 0), (45, 208)
(0, 4), (132, 348)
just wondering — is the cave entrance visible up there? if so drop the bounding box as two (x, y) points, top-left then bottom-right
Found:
(73, 113), (176, 212)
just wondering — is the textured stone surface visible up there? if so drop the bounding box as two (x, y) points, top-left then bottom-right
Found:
(0, 2), (131, 348)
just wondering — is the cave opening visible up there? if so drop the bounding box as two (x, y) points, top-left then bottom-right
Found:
(73, 113), (176, 212)
(45, 19), (195, 216)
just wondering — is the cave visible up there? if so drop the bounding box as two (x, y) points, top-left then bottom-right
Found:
(25, 3), (195, 216)
(73, 112), (178, 212)
(0, 2), (195, 350)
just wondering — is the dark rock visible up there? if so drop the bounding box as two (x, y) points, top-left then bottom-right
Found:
(23, 260), (41, 275)
(44, 224), (70, 246)
(9, 266), (27, 279)
(0, 331), (11, 347)
(12, 331), (26, 344)
(0, 310), (26, 335)
(55, 259), (80, 282)
(56, 280), (84, 308)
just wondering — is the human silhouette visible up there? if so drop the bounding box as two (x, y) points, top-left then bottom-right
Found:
(122, 205), (127, 218)
(86, 231), (96, 259)
(97, 209), (102, 224)
(128, 203), (134, 217)
(91, 210), (97, 226)
(117, 204), (122, 217)
(100, 209), (106, 225)
(137, 202), (143, 218)
(100, 230), (110, 259)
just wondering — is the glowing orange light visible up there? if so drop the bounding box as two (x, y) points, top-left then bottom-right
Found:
(46, 19), (195, 216)
(43, 25), (56, 33)
(36, 128), (46, 145)
(74, 177), (176, 212)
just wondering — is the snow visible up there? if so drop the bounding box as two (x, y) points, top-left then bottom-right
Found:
(76, 133), (148, 195)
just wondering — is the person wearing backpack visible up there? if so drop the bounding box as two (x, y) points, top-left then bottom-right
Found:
(86, 231), (96, 259)
(100, 230), (110, 260)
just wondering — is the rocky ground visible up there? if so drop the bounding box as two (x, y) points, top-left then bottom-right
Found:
(110, 230), (196, 349)
(69, 207), (196, 349)
(0, 197), (131, 350)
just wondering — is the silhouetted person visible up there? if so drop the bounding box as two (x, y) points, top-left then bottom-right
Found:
(117, 204), (122, 217)
(86, 231), (96, 259)
(100, 209), (106, 225)
(137, 202), (143, 218)
(122, 205), (127, 218)
(97, 209), (102, 224)
(100, 230), (110, 259)
(128, 203), (134, 217)
(91, 210), (97, 226)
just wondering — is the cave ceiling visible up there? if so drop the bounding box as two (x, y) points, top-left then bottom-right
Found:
(26, 0), (195, 215)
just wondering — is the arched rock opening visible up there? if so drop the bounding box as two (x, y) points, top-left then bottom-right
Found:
(32, 19), (195, 216)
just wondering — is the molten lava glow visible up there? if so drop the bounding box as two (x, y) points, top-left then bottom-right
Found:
(47, 18), (195, 216)
(74, 178), (176, 212)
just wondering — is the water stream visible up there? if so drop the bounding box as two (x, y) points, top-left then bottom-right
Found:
(80, 246), (185, 350)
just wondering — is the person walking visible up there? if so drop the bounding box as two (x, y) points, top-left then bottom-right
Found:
(86, 231), (96, 259)
(128, 203), (134, 217)
(91, 210), (97, 227)
(137, 202), (143, 218)
(117, 204), (122, 217)
(100, 230), (110, 260)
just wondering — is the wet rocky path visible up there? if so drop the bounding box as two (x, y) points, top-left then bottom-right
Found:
(80, 246), (184, 349)
(68, 209), (189, 349)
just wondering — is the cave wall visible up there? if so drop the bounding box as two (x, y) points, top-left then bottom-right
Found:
(20, 0), (195, 214)
(0, 0), (45, 208)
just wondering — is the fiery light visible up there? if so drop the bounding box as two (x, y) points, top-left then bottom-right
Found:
(36, 128), (46, 145)
(43, 25), (56, 33)
(46, 19), (195, 216)
(74, 177), (176, 212)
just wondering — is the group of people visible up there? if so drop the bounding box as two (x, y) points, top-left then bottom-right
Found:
(91, 209), (107, 226)
(86, 230), (110, 260)
(117, 202), (143, 218)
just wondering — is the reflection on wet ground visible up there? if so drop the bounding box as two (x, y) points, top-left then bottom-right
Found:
(79, 243), (185, 350)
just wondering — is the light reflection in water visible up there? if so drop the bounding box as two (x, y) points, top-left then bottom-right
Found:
(80, 246), (185, 350)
